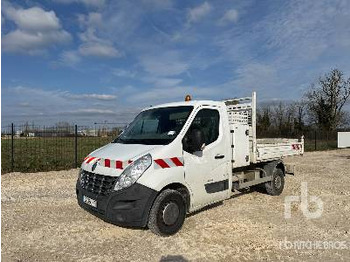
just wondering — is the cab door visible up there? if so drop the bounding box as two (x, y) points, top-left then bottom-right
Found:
(182, 106), (230, 210)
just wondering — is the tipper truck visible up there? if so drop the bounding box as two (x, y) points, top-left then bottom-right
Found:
(76, 92), (304, 236)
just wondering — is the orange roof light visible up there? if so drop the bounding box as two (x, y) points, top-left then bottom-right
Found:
(185, 95), (192, 102)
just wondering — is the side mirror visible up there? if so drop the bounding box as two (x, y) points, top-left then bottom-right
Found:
(191, 129), (205, 152)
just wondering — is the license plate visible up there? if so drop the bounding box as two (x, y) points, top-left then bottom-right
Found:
(83, 195), (97, 208)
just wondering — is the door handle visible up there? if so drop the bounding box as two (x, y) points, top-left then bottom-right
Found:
(215, 154), (225, 159)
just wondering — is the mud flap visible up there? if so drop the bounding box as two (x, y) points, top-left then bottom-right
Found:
(285, 164), (295, 175)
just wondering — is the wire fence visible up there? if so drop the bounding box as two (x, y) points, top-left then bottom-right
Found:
(1, 123), (345, 173)
(257, 129), (341, 152)
(1, 123), (125, 174)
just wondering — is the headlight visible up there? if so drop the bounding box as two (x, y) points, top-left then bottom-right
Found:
(78, 168), (84, 185)
(114, 154), (152, 191)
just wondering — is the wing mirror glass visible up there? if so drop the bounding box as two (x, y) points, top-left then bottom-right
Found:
(183, 128), (205, 153)
(192, 129), (204, 152)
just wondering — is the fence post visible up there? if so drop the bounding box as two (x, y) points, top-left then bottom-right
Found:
(11, 123), (14, 172)
(74, 125), (78, 168)
(314, 130), (317, 151)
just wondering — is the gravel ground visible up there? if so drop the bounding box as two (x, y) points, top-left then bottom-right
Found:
(2, 149), (350, 261)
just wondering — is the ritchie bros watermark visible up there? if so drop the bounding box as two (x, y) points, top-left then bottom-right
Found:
(279, 237), (348, 250)
(284, 182), (324, 219)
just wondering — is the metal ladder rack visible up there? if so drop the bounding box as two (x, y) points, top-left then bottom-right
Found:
(224, 92), (257, 163)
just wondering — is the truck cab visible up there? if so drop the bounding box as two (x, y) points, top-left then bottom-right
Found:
(76, 92), (303, 236)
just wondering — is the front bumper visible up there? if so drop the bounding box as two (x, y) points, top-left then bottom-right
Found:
(76, 181), (158, 228)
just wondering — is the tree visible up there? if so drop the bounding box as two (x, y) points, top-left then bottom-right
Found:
(274, 102), (284, 131)
(257, 106), (271, 132)
(55, 121), (71, 132)
(293, 101), (306, 132)
(306, 69), (350, 131)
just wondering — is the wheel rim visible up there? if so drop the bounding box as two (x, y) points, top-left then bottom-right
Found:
(162, 202), (180, 225)
(274, 176), (282, 189)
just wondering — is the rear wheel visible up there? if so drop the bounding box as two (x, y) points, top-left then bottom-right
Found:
(148, 189), (186, 236)
(265, 168), (285, 196)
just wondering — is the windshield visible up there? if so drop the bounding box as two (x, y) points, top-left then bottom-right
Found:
(113, 106), (193, 145)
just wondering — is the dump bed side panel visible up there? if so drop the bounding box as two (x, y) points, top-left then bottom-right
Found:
(256, 139), (304, 162)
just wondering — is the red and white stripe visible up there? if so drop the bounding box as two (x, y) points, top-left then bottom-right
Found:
(84, 156), (184, 170)
(84, 156), (100, 164)
(292, 144), (302, 150)
(83, 156), (132, 170)
(154, 157), (184, 169)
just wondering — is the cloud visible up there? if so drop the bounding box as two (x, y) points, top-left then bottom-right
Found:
(217, 0), (350, 63)
(140, 51), (189, 77)
(142, 77), (183, 88)
(3, 0), (350, 126)
(74, 108), (115, 114)
(2, 86), (132, 125)
(70, 93), (117, 100)
(212, 0), (350, 100)
(60, 50), (81, 66)
(260, 0), (350, 62)
(127, 85), (218, 104)
(78, 42), (120, 58)
(4, 6), (60, 31)
(77, 26), (121, 58)
(2, 4), (71, 54)
(112, 69), (136, 78)
(219, 9), (239, 24)
(77, 12), (103, 28)
(188, 2), (211, 23)
(3, 30), (71, 55)
(54, 0), (105, 8)
(18, 102), (30, 107)
(232, 62), (279, 90)
(58, 12), (120, 62)
(5, 86), (116, 102)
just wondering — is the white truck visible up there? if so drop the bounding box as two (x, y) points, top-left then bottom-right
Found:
(76, 92), (304, 236)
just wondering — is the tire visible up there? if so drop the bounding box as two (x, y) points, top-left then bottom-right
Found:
(265, 168), (285, 196)
(148, 189), (186, 236)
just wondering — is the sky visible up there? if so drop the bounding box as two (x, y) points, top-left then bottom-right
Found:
(2, 0), (350, 126)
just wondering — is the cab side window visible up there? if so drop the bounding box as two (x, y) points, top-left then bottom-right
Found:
(183, 109), (220, 153)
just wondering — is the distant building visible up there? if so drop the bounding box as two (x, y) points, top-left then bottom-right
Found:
(15, 130), (22, 138)
(79, 128), (98, 136)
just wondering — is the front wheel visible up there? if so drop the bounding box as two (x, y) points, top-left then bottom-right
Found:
(265, 168), (285, 196)
(148, 189), (186, 236)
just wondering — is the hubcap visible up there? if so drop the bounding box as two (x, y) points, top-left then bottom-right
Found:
(162, 202), (180, 225)
(274, 176), (282, 188)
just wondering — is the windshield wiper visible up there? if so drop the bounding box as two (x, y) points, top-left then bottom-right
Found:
(112, 137), (124, 143)
(113, 137), (172, 145)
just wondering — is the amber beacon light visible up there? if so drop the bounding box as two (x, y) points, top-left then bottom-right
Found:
(185, 95), (192, 101)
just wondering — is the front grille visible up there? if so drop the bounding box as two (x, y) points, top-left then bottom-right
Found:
(80, 171), (117, 196)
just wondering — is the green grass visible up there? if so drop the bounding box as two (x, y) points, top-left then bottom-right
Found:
(1, 136), (338, 173)
(1, 136), (112, 173)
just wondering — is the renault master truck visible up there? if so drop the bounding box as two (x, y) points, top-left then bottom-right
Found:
(76, 92), (303, 236)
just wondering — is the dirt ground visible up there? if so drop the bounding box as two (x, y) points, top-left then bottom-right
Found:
(2, 149), (350, 261)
